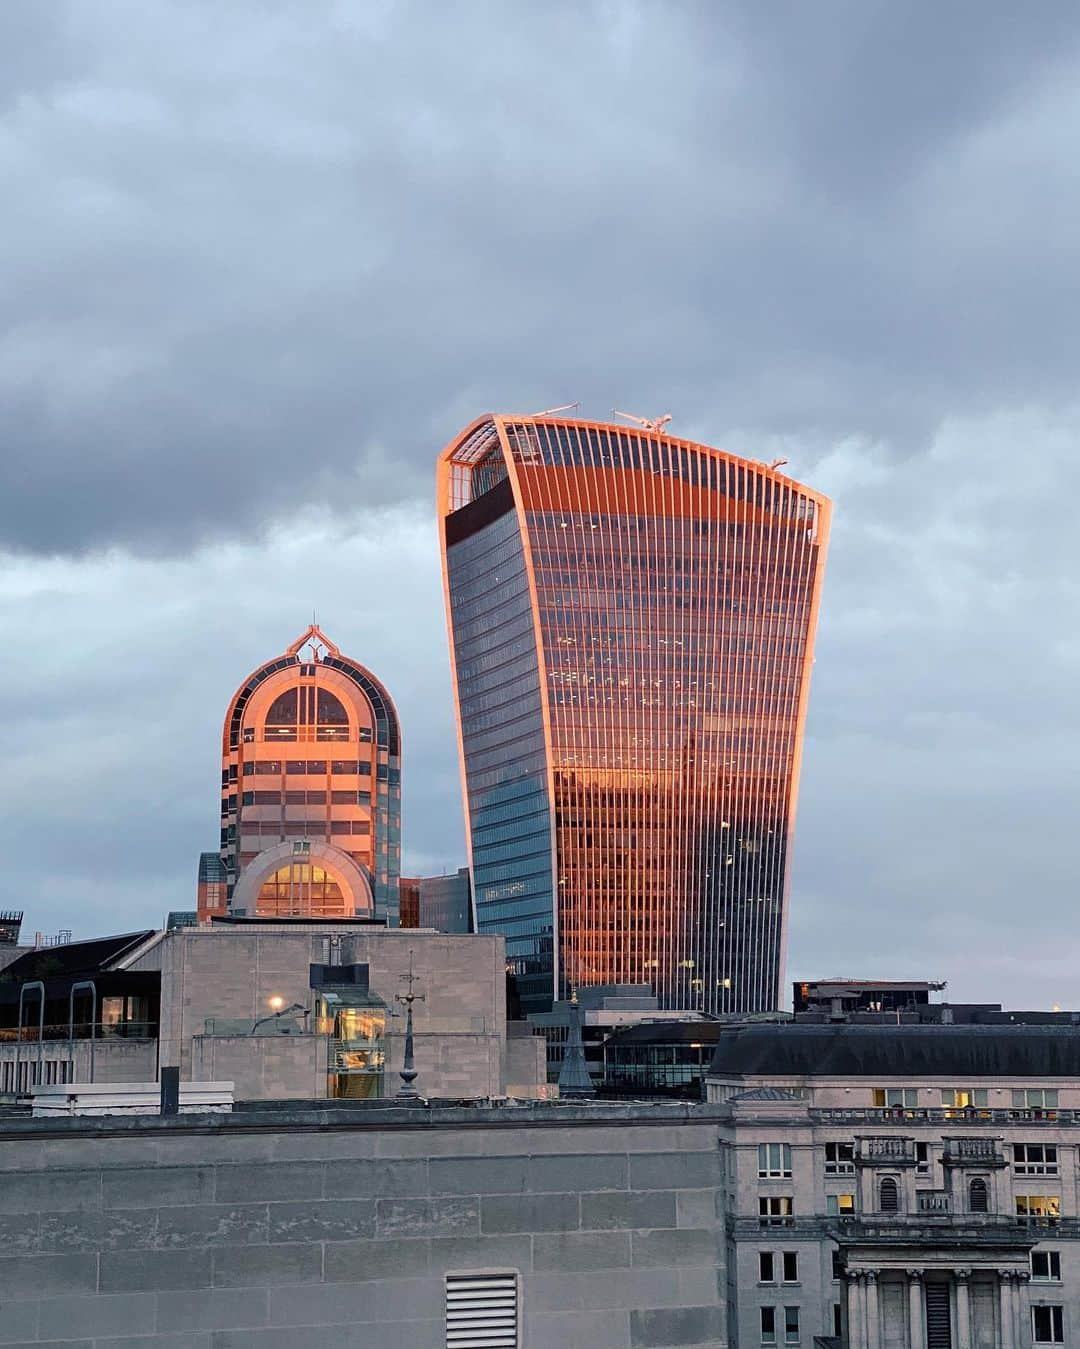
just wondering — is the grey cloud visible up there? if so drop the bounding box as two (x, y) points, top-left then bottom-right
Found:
(3, 1), (1080, 553)
(790, 407), (1080, 1002)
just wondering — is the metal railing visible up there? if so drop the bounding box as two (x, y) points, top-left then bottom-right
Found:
(202, 1016), (310, 1037)
(0, 1021), (157, 1044)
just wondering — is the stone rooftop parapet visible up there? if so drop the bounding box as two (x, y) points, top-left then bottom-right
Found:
(0, 1095), (729, 1141)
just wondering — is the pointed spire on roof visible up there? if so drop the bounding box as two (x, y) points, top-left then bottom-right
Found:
(285, 623), (341, 662)
(557, 988), (595, 1098)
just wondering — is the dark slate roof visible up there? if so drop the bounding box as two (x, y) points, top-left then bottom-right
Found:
(708, 1023), (1080, 1079)
(0, 931), (156, 988)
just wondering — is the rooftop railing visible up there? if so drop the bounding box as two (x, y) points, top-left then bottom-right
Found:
(0, 1022), (157, 1045)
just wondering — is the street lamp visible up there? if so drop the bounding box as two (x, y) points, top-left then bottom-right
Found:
(250, 1002), (309, 1035)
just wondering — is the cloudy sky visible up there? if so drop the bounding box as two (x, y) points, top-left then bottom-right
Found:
(3, 1), (1078, 1008)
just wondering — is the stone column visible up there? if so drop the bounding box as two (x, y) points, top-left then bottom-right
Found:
(999, 1272), (1015, 1349)
(1014, 1270), (1031, 1348)
(847, 1273), (867, 1349)
(907, 1270), (925, 1349)
(866, 1271), (881, 1349)
(955, 1269), (972, 1349)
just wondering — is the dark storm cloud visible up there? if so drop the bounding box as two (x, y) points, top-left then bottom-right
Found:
(4, 0), (1080, 553)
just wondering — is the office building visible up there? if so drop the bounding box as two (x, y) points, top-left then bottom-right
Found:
(439, 413), (831, 1014)
(529, 981), (710, 1087)
(398, 867), (472, 933)
(603, 1017), (728, 1099)
(198, 623), (401, 924)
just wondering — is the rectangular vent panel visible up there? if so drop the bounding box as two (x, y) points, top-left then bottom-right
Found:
(446, 1272), (519, 1347)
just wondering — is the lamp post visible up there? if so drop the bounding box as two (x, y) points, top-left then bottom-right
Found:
(394, 950), (425, 1102)
(250, 1002), (309, 1035)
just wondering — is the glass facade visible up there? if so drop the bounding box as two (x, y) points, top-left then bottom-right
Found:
(444, 483), (554, 1009)
(316, 992), (387, 1099)
(398, 867), (472, 933)
(439, 416), (830, 1015)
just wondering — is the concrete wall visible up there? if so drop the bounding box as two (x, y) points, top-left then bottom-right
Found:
(190, 1034), (328, 1100)
(0, 1102), (727, 1348)
(504, 1027), (549, 1099)
(0, 1040), (157, 1094)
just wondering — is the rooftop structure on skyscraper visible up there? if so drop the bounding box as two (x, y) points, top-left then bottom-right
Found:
(438, 412), (830, 1015)
(198, 624), (401, 924)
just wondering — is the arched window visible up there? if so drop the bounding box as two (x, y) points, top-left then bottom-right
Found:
(879, 1176), (899, 1212)
(256, 864), (346, 917)
(265, 689), (299, 725)
(262, 685), (352, 742)
(969, 1177), (989, 1213)
(317, 690), (348, 724)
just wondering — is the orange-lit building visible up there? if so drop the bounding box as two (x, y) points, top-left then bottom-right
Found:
(197, 625), (401, 924)
(438, 415), (830, 1015)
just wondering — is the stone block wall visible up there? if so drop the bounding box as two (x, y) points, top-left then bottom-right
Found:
(128, 923), (517, 1101)
(190, 1034), (329, 1100)
(0, 1103), (727, 1348)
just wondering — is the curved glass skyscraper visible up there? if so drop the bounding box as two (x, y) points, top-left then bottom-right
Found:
(438, 415), (830, 1014)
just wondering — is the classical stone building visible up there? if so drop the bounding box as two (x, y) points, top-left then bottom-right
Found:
(708, 1022), (1080, 1349)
